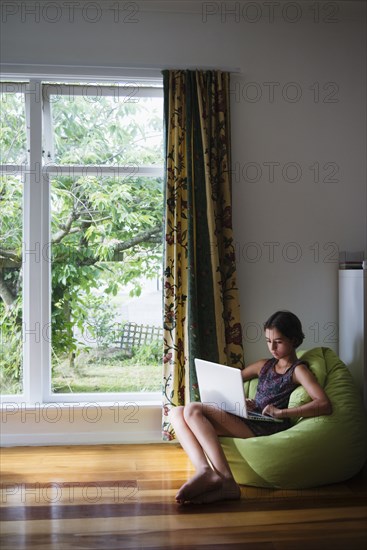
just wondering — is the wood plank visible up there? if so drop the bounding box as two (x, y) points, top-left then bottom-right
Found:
(2, 506), (367, 532)
(1, 519), (367, 549)
(0, 444), (366, 550)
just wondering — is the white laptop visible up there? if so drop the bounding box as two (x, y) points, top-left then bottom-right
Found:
(195, 358), (283, 423)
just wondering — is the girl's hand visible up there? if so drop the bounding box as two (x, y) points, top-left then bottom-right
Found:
(262, 404), (283, 419)
(246, 399), (256, 411)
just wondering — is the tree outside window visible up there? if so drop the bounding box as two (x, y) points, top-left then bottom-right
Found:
(0, 82), (164, 398)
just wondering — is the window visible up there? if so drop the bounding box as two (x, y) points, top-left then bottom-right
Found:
(0, 80), (164, 404)
(0, 85), (27, 396)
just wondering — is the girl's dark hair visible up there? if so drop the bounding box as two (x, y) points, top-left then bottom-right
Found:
(263, 311), (305, 348)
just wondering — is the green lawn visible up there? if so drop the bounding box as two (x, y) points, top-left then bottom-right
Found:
(52, 349), (162, 393)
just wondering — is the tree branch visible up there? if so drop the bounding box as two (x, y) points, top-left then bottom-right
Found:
(0, 222), (163, 274)
(51, 211), (80, 244)
(52, 227), (81, 244)
(0, 270), (17, 307)
(113, 225), (163, 253)
(0, 248), (20, 262)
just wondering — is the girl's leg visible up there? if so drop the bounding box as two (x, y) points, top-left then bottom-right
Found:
(170, 402), (255, 503)
(170, 405), (224, 502)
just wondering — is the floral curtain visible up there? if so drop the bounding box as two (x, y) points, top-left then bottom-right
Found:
(162, 70), (244, 441)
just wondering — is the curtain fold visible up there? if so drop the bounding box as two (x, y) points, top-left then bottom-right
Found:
(162, 70), (244, 441)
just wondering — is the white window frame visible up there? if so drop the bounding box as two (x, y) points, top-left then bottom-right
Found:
(1, 78), (164, 406)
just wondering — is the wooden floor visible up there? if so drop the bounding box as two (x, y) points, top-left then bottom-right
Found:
(0, 444), (366, 549)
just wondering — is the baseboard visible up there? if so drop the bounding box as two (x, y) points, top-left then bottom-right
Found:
(0, 430), (164, 447)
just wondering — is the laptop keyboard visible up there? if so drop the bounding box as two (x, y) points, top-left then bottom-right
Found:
(248, 411), (283, 423)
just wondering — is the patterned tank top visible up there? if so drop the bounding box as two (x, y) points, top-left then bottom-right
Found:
(254, 358), (309, 412)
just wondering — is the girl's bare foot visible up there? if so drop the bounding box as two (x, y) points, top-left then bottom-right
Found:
(175, 468), (222, 504)
(190, 477), (241, 504)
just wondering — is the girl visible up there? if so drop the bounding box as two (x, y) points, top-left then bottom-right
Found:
(170, 311), (332, 504)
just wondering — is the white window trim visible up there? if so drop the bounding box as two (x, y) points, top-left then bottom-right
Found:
(1, 78), (164, 410)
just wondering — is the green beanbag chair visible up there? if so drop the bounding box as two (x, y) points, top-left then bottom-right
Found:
(220, 347), (367, 489)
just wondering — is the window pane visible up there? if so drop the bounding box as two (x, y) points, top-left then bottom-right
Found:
(50, 175), (163, 394)
(50, 91), (163, 166)
(0, 90), (27, 164)
(0, 175), (23, 394)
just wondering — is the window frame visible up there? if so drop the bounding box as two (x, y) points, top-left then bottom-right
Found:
(1, 78), (164, 406)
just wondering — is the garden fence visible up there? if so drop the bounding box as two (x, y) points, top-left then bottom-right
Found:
(118, 322), (163, 353)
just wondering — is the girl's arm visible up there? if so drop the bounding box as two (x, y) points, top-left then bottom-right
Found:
(242, 360), (266, 411)
(263, 364), (332, 419)
(241, 359), (266, 382)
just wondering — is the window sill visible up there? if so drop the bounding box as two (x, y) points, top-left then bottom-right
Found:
(0, 400), (164, 447)
(0, 399), (162, 410)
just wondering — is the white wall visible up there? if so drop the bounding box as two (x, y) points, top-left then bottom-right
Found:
(1, 0), (366, 442)
(229, 4), (366, 362)
(0, 401), (163, 446)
